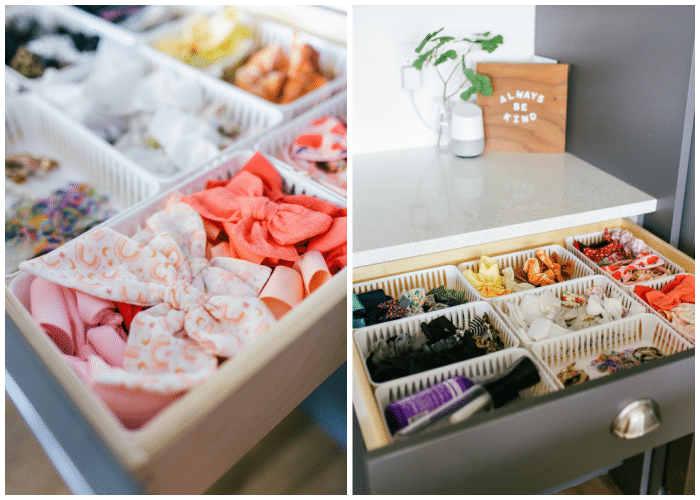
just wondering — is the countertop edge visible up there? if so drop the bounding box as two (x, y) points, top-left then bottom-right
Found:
(352, 199), (657, 268)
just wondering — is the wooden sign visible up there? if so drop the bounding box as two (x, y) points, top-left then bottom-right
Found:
(476, 63), (569, 153)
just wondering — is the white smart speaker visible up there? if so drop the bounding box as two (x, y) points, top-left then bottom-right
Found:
(450, 101), (484, 158)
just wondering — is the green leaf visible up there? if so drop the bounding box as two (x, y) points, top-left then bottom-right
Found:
(480, 74), (493, 97)
(413, 51), (431, 70)
(415, 28), (444, 52)
(483, 31), (490, 37)
(461, 59), (493, 97)
(479, 34), (503, 53)
(434, 49), (457, 65)
(460, 87), (477, 101)
(433, 36), (454, 52)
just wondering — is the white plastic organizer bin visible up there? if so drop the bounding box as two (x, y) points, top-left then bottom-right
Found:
(131, 47), (286, 188)
(5, 5), (137, 89)
(492, 275), (647, 349)
(144, 14), (347, 120)
(31, 39), (285, 188)
(373, 348), (560, 440)
(353, 264), (480, 328)
(630, 274), (695, 345)
(354, 301), (521, 388)
(5, 92), (161, 276)
(458, 244), (595, 302)
(529, 314), (693, 390)
(564, 229), (685, 291)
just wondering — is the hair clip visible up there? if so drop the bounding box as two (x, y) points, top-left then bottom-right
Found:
(633, 346), (664, 362)
(557, 362), (590, 387)
(6, 153), (59, 183)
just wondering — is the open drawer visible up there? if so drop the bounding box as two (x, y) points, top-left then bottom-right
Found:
(353, 218), (694, 494)
(5, 150), (347, 494)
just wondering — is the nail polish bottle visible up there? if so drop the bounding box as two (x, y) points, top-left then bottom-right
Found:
(385, 357), (541, 436)
(384, 375), (474, 434)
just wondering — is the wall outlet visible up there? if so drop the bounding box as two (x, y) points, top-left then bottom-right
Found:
(394, 42), (418, 86)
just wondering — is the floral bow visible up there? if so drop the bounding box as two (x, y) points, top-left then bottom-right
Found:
(19, 202), (277, 402)
(601, 252), (666, 284)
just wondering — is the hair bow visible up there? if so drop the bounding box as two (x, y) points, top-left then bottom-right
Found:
(609, 228), (649, 255)
(601, 252), (666, 284)
(182, 152), (347, 272)
(280, 115), (348, 197)
(20, 201), (277, 427)
(634, 274), (695, 311)
(463, 256), (511, 298)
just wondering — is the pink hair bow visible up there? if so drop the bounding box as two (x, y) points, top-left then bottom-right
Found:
(609, 228), (649, 255)
(20, 202), (276, 427)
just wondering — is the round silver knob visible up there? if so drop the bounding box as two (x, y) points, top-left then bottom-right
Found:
(611, 398), (661, 439)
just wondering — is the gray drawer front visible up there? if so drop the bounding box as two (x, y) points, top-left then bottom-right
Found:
(365, 350), (694, 494)
(5, 315), (141, 494)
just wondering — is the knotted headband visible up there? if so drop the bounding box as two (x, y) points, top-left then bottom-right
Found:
(601, 252), (667, 284)
(281, 116), (348, 198)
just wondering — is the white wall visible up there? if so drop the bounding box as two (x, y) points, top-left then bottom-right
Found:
(353, 5), (537, 154)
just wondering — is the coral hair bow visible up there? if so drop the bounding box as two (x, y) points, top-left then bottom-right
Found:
(634, 274), (695, 311)
(19, 202), (276, 406)
(182, 152), (346, 270)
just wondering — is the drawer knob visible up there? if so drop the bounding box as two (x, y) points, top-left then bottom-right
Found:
(611, 398), (661, 439)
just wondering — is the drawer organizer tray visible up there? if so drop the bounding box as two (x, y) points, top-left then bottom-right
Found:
(530, 314), (693, 390)
(144, 16), (347, 119)
(492, 275), (647, 349)
(352, 264), (480, 330)
(5, 93), (161, 276)
(121, 46), (286, 187)
(564, 228), (686, 290)
(354, 300), (520, 387)
(5, 5), (137, 90)
(255, 91), (347, 197)
(5, 148), (347, 493)
(373, 348), (560, 440)
(457, 244), (595, 302)
(630, 274), (695, 345)
(28, 39), (284, 188)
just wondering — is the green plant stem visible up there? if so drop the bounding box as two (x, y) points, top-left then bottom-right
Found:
(435, 42), (476, 147)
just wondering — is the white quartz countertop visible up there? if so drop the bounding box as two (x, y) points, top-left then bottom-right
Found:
(353, 148), (657, 267)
